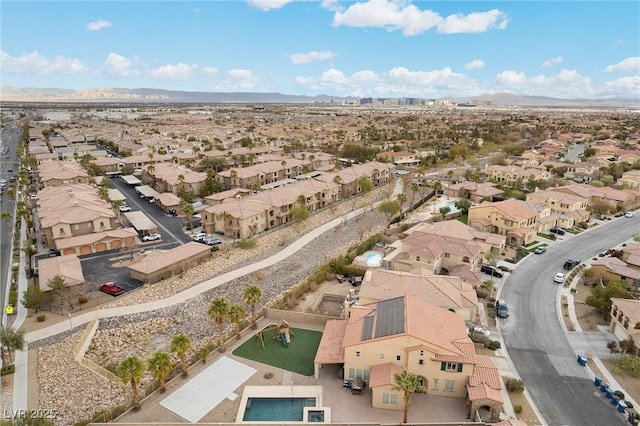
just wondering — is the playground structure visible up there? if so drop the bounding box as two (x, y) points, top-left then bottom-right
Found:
(256, 320), (295, 349)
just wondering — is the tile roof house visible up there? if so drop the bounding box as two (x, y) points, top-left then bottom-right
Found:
(126, 241), (211, 283)
(609, 298), (640, 348)
(467, 200), (540, 247)
(444, 181), (504, 203)
(53, 228), (138, 256)
(355, 269), (479, 322)
(618, 170), (640, 190)
(485, 164), (551, 186)
(217, 158), (309, 189)
(377, 151), (422, 167)
(37, 254), (85, 292)
(143, 162), (207, 196)
(314, 295), (503, 419)
(38, 161), (90, 187)
(551, 184), (640, 213)
(621, 243), (640, 268)
(525, 189), (591, 227)
(36, 184), (117, 248)
(589, 257), (640, 285)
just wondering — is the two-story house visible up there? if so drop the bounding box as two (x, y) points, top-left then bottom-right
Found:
(467, 200), (539, 246)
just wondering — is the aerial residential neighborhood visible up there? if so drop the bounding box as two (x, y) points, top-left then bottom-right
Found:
(0, 101), (639, 426)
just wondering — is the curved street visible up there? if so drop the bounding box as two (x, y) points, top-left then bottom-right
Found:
(501, 215), (637, 426)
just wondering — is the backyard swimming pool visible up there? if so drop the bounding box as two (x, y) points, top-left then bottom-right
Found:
(242, 397), (316, 421)
(364, 251), (382, 267)
(446, 200), (461, 213)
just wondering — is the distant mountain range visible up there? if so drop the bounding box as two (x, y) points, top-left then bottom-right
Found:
(1, 85), (638, 108)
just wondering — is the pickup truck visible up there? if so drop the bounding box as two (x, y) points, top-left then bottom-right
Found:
(563, 259), (580, 270)
(496, 299), (509, 318)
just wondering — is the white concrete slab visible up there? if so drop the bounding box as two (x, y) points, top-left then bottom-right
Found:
(160, 356), (256, 423)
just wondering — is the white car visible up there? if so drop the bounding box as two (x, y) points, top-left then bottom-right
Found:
(553, 272), (566, 283)
(119, 205), (132, 212)
(624, 212), (634, 218)
(142, 233), (161, 242)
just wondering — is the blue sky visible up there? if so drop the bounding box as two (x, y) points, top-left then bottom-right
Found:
(1, 0), (639, 99)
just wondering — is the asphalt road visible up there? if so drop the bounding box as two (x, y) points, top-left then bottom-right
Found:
(501, 215), (638, 426)
(1, 123), (21, 314)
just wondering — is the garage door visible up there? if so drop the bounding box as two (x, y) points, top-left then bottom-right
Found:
(111, 240), (122, 250)
(80, 245), (92, 255)
(95, 243), (107, 252)
(63, 248), (76, 256)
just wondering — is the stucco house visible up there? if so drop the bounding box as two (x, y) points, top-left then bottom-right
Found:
(39, 161), (90, 187)
(467, 200), (539, 246)
(314, 295), (503, 420)
(525, 189), (591, 226)
(609, 298), (640, 347)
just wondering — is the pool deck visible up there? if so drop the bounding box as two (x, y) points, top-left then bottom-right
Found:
(236, 386), (325, 423)
(115, 319), (469, 425)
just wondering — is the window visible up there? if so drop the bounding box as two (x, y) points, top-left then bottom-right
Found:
(348, 368), (370, 380)
(382, 393), (398, 405)
(59, 228), (65, 234)
(72, 224), (79, 230)
(380, 353), (384, 359)
(416, 256), (420, 262)
(99, 221), (104, 227)
(420, 350), (424, 356)
(444, 380), (455, 392)
(444, 252), (450, 258)
(432, 379), (439, 390)
(396, 355), (401, 361)
(441, 362), (462, 372)
(356, 351), (360, 357)
(418, 359), (424, 366)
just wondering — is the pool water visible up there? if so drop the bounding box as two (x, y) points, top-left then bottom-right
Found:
(446, 200), (461, 213)
(365, 251), (382, 267)
(242, 397), (316, 421)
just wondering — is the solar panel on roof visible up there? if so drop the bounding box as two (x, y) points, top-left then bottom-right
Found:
(374, 297), (404, 338)
(361, 316), (374, 341)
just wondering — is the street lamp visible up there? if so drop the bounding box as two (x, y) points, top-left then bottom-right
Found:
(68, 313), (72, 331)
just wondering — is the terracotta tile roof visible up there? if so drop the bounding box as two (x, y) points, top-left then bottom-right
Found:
(368, 362), (404, 388)
(611, 298), (640, 323)
(467, 355), (503, 403)
(149, 162), (207, 185)
(155, 192), (181, 206)
(54, 228), (138, 250)
(591, 257), (640, 280)
(37, 254), (85, 291)
(126, 242), (210, 275)
(313, 319), (348, 364)
(39, 161), (89, 182)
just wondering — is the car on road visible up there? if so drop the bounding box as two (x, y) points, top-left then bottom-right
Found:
(194, 233), (208, 242)
(625, 212), (634, 218)
(563, 259), (580, 270)
(550, 227), (566, 236)
(99, 282), (125, 296)
(203, 236), (222, 245)
(480, 264), (504, 278)
(496, 299), (509, 318)
(553, 272), (566, 283)
(119, 205), (132, 212)
(534, 246), (547, 254)
(142, 233), (161, 242)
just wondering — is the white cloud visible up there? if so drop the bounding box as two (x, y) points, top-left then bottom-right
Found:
(332, 0), (442, 36)
(465, 60), (485, 70)
(101, 53), (139, 77)
(614, 39), (624, 46)
(86, 20), (112, 31)
(247, 0), (293, 11)
(0, 49), (88, 75)
(149, 63), (197, 80)
(542, 56), (563, 67)
(602, 76), (640, 97)
(332, 1), (507, 36)
(201, 66), (219, 76)
(290, 50), (336, 64)
(296, 66), (476, 97)
(320, 0), (342, 12)
(437, 9), (508, 34)
(495, 69), (596, 98)
(604, 57), (640, 73)
(215, 69), (263, 91)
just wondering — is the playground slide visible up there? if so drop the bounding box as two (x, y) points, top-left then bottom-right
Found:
(281, 332), (289, 347)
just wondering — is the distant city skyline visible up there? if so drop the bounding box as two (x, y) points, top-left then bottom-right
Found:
(1, 1), (639, 100)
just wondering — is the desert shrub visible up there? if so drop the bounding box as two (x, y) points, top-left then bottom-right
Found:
(36, 314), (46, 322)
(470, 334), (491, 345)
(514, 405), (523, 414)
(1, 364), (16, 376)
(487, 308), (497, 319)
(624, 401), (633, 409)
(487, 302), (495, 309)
(476, 288), (489, 299)
(487, 340), (502, 350)
(506, 377), (525, 392)
(613, 390), (625, 400)
(78, 295), (88, 304)
(237, 238), (257, 249)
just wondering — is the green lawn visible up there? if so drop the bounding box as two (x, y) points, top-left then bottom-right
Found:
(232, 326), (322, 376)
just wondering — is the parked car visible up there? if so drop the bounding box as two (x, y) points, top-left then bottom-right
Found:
(142, 233), (161, 242)
(625, 212), (634, 218)
(480, 264), (504, 278)
(553, 272), (566, 283)
(99, 282), (125, 296)
(534, 246), (547, 254)
(550, 227), (566, 236)
(496, 299), (509, 318)
(119, 205), (132, 212)
(194, 233), (208, 242)
(48, 249), (61, 257)
(563, 259), (580, 270)
(203, 236), (222, 245)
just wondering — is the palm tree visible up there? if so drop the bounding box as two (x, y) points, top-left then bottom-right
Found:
(147, 351), (173, 393)
(410, 183), (419, 209)
(98, 186), (109, 200)
(170, 333), (192, 378)
(183, 202), (195, 230)
(0, 326), (25, 366)
(243, 285), (263, 329)
(228, 304), (247, 340)
(118, 356), (146, 411)
(396, 192), (408, 207)
(208, 297), (230, 353)
(393, 370), (426, 423)
(432, 180), (442, 213)
(113, 199), (123, 224)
